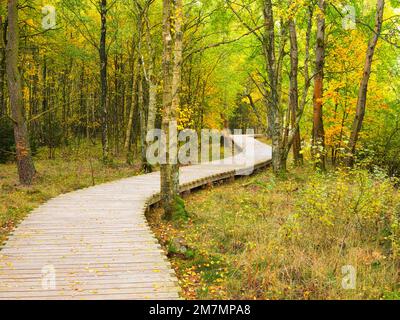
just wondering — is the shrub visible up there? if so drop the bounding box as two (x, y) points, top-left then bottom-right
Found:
(0, 118), (15, 163)
(282, 169), (400, 256)
(0, 118), (39, 163)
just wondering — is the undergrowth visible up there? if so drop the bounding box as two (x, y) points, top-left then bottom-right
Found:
(148, 165), (400, 300)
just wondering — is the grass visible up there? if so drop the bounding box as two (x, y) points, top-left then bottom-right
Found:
(147, 165), (400, 300)
(0, 142), (142, 245)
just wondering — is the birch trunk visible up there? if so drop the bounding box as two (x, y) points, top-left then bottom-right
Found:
(146, 69), (157, 133)
(0, 15), (6, 116)
(288, 18), (302, 165)
(160, 0), (182, 219)
(346, 0), (385, 167)
(99, 0), (109, 163)
(161, 0), (174, 219)
(124, 42), (138, 157)
(312, 0), (326, 171)
(170, 0), (183, 197)
(138, 71), (148, 170)
(263, 0), (285, 175)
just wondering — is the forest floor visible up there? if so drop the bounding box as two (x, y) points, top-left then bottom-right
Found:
(0, 143), (142, 245)
(148, 165), (400, 300)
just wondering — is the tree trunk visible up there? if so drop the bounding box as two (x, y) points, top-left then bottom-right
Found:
(300, 6), (313, 121)
(312, 0), (326, 171)
(6, 0), (36, 185)
(0, 15), (6, 117)
(145, 13), (158, 134)
(161, 0), (182, 220)
(138, 71), (148, 170)
(99, 0), (109, 163)
(170, 0), (183, 197)
(263, 0), (285, 175)
(146, 69), (157, 133)
(124, 38), (138, 160)
(288, 17), (302, 166)
(246, 94), (263, 133)
(346, 0), (385, 167)
(135, 8), (151, 171)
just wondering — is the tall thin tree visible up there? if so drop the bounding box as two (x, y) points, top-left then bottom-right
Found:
(0, 15), (6, 116)
(312, 0), (326, 171)
(160, 0), (182, 219)
(99, 0), (109, 163)
(346, 0), (385, 166)
(6, 0), (36, 185)
(288, 15), (302, 165)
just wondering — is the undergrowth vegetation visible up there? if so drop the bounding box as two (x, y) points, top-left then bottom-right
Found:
(148, 166), (400, 300)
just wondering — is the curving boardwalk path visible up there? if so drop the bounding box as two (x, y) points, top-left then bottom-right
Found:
(0, 135), (271, 300)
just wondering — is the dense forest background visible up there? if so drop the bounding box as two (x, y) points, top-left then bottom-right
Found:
(0, 0), (399, 179)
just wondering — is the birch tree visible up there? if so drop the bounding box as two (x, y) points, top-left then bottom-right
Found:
(346, 0), (385, 166)
(312, 0), (326, 171)
(160, 0), (183, 219)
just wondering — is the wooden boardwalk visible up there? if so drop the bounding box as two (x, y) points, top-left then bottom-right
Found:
(0, 135), (271, 300)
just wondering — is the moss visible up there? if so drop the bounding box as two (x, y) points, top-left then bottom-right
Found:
(172, 196), (190, 222)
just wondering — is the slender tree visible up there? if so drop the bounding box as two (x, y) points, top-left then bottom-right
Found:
(346, 0), (385, 166)
(312, 0), (326, 171)
(99, 0), (109, 163)
(227, 0), (308, 174)
(136, 1), (150, 170)
(0, 15), (6, 116)
(124, 37), (138, 157)
(6, 0), (36, 185)
(144, 3), (158, 135)
(263, 0), (284, 174)
(170, 0), (183, 196)
(288, 16), (302, 165)
(160, 0), (182, 219)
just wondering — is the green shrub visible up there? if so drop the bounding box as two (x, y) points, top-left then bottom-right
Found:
(282, 169), (400, 257)
(0, 118), (39, 163)
(0, 118), (15, 163)
(42, 119), (63, 150)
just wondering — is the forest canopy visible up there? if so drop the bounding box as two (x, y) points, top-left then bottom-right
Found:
(0, 0), (399, 182)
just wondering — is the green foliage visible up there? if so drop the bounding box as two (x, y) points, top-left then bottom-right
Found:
(362, 110), (400, 178)
(0, 118), (39, 163)
(151, 167), (400, 300)
(283, 169), (400, 257)
(42, 119), (64, 149)
(383, 291), (400, 300)
(172, 196), (189, 222)
(0, 118), (15, 163)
